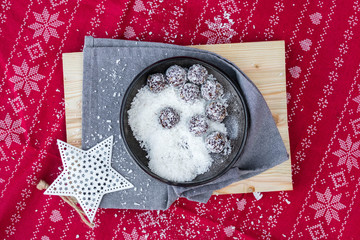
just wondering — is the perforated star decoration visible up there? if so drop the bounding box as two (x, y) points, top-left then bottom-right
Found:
(45, 136), (133, 223)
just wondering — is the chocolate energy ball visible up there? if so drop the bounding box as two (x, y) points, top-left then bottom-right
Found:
(189, 115), (208, 136)
(147, 73), (167, 93)
(187, 64), (208, 85)
(165, 65), (187, 87)
(180, 83), (200, 102)
(205, 131), (228, 153)
(201, 79), (224, 100)
(205, 101), (227, 122)
(159, 107), (180, 129)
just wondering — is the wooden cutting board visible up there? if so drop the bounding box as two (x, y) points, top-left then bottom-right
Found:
(62, 40), (292, 194)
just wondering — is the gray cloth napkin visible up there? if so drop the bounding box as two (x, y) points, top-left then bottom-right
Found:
(82, 36), (289, 210)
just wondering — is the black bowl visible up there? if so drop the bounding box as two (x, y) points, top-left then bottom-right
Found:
(120, 57), (248, 187)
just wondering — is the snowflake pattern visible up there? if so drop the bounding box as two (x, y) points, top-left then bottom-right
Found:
(296, 150), (306, 162)
(348, 15), (358, 27)
(338, 43), (349, 55)
(344, 29), (353, 41)
(334, 57), (344, 68)
(122, 228), (147, 240)
(9, 61), (45, 96)
(333, 135), (360, 172)
(353, 85), (360, 112)
(307, 125), (317, 136)
(201, 16), (237, 44)
(318, 98), (328, 108)
(328, 71), (338, 82)
(323, 84), (334, 96)
(292, 163), (301, 175)
(29, 8), (64, 42)
(313, 111), (323, 122)
(274, 1), (284, 12)
(15, 202), (25, 211)
(269, 15), (280, 25)
(309, 188), (346, 225)
(264, 27), (275, 39)
(0, 113), (25, 148)
(301, 138), (312, 149)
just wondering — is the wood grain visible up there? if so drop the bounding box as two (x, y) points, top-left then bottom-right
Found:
(63, 52), (83, 148)
(62, 40), (292, 195)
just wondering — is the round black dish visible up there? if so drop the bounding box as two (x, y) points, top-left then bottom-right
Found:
(120, 57), (248, 187)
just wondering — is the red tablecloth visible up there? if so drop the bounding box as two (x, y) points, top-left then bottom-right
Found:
(1, 0), (360, 239)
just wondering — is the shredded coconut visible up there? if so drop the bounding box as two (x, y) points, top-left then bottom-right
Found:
(128, 86), (227, 182)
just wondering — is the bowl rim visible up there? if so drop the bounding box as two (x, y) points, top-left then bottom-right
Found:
(120, 56), (248, 187)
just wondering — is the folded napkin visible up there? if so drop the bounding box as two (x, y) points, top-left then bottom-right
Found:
(82, 36), (288, 210)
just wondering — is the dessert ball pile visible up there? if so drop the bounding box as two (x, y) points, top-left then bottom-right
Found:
(147, 64), (230, 155)
(128, 63), (234, 182)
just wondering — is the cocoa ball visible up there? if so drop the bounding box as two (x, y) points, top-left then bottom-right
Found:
(159, 107), (180, 129)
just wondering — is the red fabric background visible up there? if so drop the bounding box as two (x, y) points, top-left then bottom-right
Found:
(1, 0), (360, 239)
